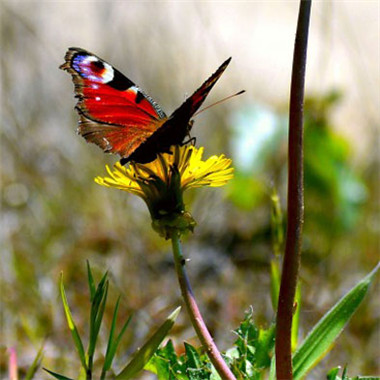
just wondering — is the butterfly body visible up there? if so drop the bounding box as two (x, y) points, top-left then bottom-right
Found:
(61, 47), (231, 164)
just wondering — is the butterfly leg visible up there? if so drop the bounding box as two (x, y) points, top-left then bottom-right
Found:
(182, 137), (196, 146)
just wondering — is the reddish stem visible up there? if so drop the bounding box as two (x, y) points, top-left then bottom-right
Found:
(171, 231), (236, 380)
(275, 1), (312, 379)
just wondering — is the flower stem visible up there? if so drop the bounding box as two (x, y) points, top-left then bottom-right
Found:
(275, 1), (312, 379)
(170, 231), (236, 380)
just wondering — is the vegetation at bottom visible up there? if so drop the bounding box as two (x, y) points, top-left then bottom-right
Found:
(35, 258), (376, 379)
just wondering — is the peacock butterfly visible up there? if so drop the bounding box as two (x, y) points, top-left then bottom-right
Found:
(60, 48), (231, 164)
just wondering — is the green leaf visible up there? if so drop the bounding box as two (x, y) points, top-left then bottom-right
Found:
(102, 296), (132, 374)
(293, 263), (380, 380)
(254, 323), (276, 368)
(268, 355), (276, 380)
(326, 365), (380, 380)
(292, 283), (301, 351)
(88, 273), (108, 359)
(145, 340), (175, 379)
(115, 307), (181, 379)
(60, 273), (87, 370)
(270, 189), (284, 257)
(327, 366), (341, 380)
(145, 339), (186, 379)
(43, 368), (75, 380)
(185, 342), (203, 370)
(86, 260), (96, 302)
(270, 259), (281, 312)
(210, 365), (222, 380)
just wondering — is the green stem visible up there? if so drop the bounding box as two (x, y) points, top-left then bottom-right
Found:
(170, 231), (236, 380)
(275, 1), (311, 379)
(86, 361), (92, 380)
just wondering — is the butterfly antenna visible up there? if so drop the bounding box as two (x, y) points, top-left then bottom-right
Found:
(193, 90), (245, 116)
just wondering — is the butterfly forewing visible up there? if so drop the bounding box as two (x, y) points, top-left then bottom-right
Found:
(169, 57), (232, 121)
(60, 47), (166, 158)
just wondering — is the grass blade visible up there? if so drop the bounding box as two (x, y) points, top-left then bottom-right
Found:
(268, 355), (276, 380)
(270, 259), (281, 312)
(115, 307), (181, 380)
(43, 368), (75, 380)
(86, 260), (96, 302)
(88, 275), (109, 374)
(102, 296), (121, 377)
(102, 296), (132, 375)
(292, 283), (301, 351)
(293, 263), (380, 380)
(88, 273), (108, 356)
(60, 273), (87, 370)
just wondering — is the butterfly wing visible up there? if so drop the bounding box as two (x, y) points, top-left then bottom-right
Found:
(122, 57), (232, 164)
(60, 47), (167, 159)
(169, 57), (231, 122)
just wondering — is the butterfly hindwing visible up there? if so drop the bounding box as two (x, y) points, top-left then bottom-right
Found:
(60, 47), (167, 158)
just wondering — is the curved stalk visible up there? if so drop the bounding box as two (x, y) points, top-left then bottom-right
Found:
(275, 1), (312, 379)
(170, 231), (236, 380)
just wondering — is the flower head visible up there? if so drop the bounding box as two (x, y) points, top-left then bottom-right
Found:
(95, 145), (233, 238)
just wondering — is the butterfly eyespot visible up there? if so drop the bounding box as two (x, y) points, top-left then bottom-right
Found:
(73, 54), (114, 84)
(91, 60), (104, 70)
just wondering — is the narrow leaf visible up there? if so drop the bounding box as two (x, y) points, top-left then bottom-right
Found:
(115, 307), (181, 379)
(293, 264), (379, 380)
(43, 368), (75, 380)
(292, 283), (301, 351)
(327, 366), (341, 380)
(60, 273), (87, 370)
(268, 355), (276, 380)
(86, 260), (96, 302)
(88, 274), (108, 358)
(103, 295), (121, 373)
(103, 296), (132, 373)
(270, 259), (281, 312)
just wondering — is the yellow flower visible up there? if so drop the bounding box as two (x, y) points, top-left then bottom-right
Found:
(95, 145), (234, 238)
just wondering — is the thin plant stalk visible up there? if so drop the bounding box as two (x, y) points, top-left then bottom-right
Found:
(170, 231), (236, 380)
(275, 1), (312, 379)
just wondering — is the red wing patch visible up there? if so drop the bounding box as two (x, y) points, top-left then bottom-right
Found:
(60, 47), (167, 158)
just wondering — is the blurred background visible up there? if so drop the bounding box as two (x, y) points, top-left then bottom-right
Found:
(1, 1), (379, 379)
